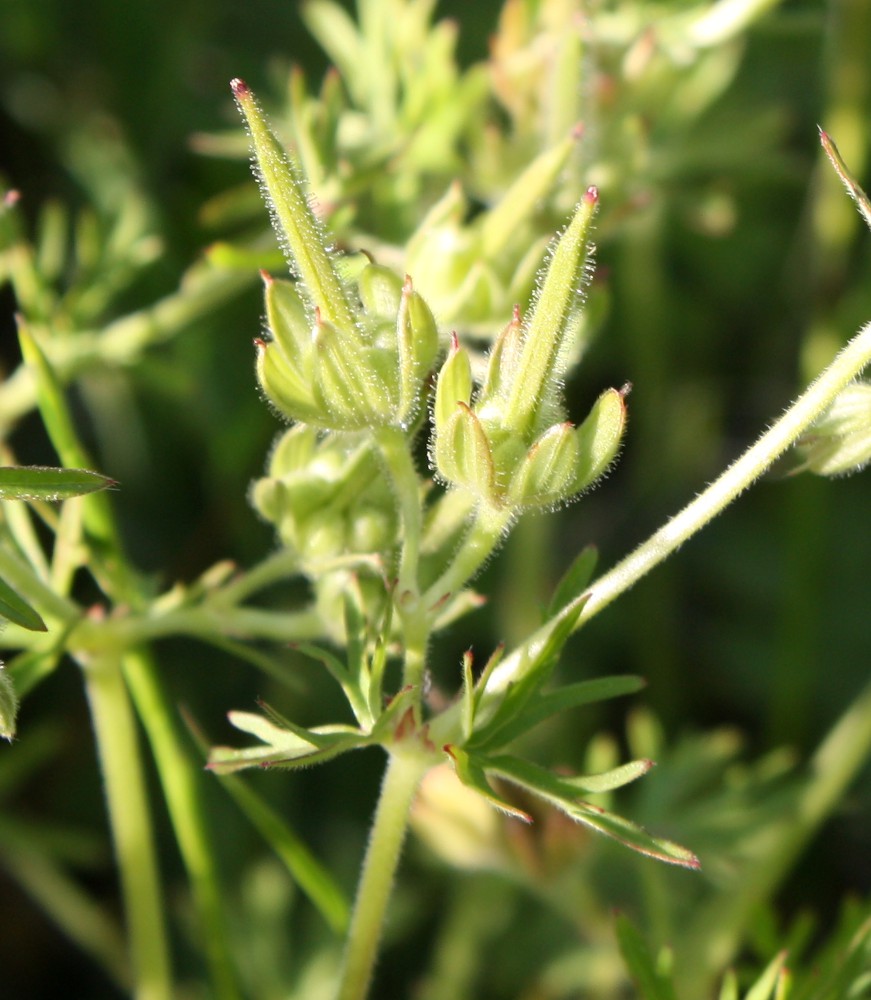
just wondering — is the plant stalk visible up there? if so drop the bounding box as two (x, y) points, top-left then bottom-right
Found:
(336, 750), (428, 1000)
(82, 650), (173, 1000)
(576, 318), (871, 631)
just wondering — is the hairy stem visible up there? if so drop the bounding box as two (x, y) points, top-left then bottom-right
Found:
(336, 751), (428, 1000)
(576, 318), (871, 631)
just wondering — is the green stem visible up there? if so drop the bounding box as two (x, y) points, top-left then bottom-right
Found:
(0, 541), (81, 626)
(374, 427), (422, 603)
(575, 318), (871, 631)
(474, 318), (871, 711)
(121, 648), (241, 1000)
(336, 751), (428, 1000)
(374, 427), (431, 690)
(421, 505), (513, 612)
(82, 650), (173, 1000)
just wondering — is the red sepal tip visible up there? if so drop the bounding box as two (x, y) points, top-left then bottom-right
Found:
(230, 78), (249, 98)
(584, 185), (599, 204)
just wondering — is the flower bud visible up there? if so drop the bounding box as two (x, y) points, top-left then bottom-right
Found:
(433, 333), (473, 430)
(250, 426), (397, 564)
(796, 380), (871, 476)
(506, 422), (579, 507)
(434, 402), (497, 503)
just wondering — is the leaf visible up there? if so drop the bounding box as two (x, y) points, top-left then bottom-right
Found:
(0, 574), (47, 632)
(183, 708), (350, 934)
(469, 595), (587, 745)
(615, 913), (678, 1000)
(295, 641), (370, 728)
(820, 129), (871, 232)
(469, 674), (645, 753)
(744, 951), (788, 1000)
(442, 744), (532, 823)
(0, 669), (19, 740)
(207, 709), (369, 774)
(486, 754), (700, 869)
(0, 465), (117, 502)
(546, 544), (598, 619)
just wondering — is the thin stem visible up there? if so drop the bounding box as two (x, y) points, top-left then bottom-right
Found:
(336, 751), (428, 1000)
(121, 648), (241, 1000)
(476, 318), (871, 710)
(0, 540), (81, 626)
(374, 427), (422, 603)
(421, 504), (513, 612)
(575, 318), (871, 631)
(82, 650), (173, 1000)
(0, 266), (253, 433)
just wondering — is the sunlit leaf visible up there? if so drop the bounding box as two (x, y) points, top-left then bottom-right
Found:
(0, 575), (47, 632)
(0, 465), (116, 502)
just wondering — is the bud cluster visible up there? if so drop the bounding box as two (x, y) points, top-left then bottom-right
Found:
(251, 425), (398, 565)
(256, 265), (438, 432)
(430, 188), (627, 513)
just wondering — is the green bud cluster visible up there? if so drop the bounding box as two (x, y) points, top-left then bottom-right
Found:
(431, 188), (627, 513)
(256, 265), (438, 432)
(232, 78), (439, 433)
(251, 425), (398, 565)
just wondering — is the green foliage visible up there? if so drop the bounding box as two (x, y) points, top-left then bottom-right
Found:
(1, 2), (871, 999)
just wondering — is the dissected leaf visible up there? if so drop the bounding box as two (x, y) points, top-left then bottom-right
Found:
(208, 709), (369, 773)
(485, 754), (700, 869)
(469, 674), (645, 753)
(442, 744), (532, 823)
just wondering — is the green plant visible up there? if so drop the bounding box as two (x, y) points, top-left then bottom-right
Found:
(2, 3), (871, 999)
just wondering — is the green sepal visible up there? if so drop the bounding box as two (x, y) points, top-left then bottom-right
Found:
(263, 272), (311, 368)
(479, 307), (523, 407)
(357, 263), (403, 317)
(0, 465), (116, 502)
(396, 277), (439, 422)
(570, 386), (628, 493)
(256, 339), (324, 425)
(795, 380), (871, 476)
(506, 421), (579, 507)
(312, 314), (398, 428)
